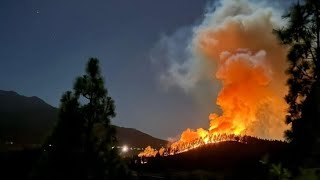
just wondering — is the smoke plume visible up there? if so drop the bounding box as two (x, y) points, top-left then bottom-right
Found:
(152, 0), (290, 140)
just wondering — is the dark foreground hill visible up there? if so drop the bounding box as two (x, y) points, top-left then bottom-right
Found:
(133, 138), (288, 179)
(0, 90), (166, 149)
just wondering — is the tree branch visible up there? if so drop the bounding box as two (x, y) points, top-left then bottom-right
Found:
(297, 65), (314, 79)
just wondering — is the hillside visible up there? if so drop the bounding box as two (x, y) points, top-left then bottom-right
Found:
(116, 126), (166, 148)
(135, 139), (288, 179)
(0, 90), (58, 144)
(0, 90), (166, 148)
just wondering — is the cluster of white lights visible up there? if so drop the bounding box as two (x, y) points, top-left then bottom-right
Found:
(111, 145), (145, 153)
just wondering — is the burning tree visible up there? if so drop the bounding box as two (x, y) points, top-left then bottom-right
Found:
(138, 146), (158, 157)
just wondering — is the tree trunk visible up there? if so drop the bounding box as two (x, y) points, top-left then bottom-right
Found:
(316, 7), (320, 78)
(85, 95), (94, 178)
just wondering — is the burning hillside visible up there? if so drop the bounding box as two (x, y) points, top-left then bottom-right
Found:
(144, 0), (289, 155)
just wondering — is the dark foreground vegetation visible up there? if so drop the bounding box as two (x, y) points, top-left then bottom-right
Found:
(1, 138), (287, 179)
(0, 149), (41, 179)
(131, 138), (288, 179)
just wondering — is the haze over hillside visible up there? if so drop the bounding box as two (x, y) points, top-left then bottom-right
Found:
(0, 90), (166, 148)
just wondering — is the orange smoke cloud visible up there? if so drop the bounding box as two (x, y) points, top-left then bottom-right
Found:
(192, 2), (289, 139)
(146, 0), (290, 155)
(165, 0), (289, 153)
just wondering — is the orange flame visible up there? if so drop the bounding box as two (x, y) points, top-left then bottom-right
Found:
(165, 1), (288, 154)
(138, 146), (158, 157)
(140, 0), (289, 155)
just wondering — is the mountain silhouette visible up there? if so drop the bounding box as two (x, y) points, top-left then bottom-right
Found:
(0, 90), (166, 148)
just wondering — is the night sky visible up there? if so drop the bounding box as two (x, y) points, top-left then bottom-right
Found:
(0, 0), (210, 139)
(0, 0), (294, 140)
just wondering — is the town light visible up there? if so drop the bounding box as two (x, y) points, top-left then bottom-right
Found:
(122, 145), (128, 153)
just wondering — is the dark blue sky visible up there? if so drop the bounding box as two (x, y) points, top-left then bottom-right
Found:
(0, 0), (295, 140)
(0, 0), (210, 139)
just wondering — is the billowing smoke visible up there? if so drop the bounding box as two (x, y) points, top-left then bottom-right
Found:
(152, 0), (290, 140)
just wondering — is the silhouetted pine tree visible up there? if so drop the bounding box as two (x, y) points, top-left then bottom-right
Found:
(31, 58), (131, 179)
(274, 0), (320, 167)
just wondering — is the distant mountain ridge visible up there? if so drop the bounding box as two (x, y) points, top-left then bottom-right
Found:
(0, 90), (58, 144)
(0, 90), (166, 148)
(116, 126), (166, 148)
(0, 90), (54, 111)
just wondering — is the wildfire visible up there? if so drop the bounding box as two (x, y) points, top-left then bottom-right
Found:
(139, 134), (250, 156)
(140, 0), (289, 156)
(138, 146), (158, 157)
(169, 133), (242, 155)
